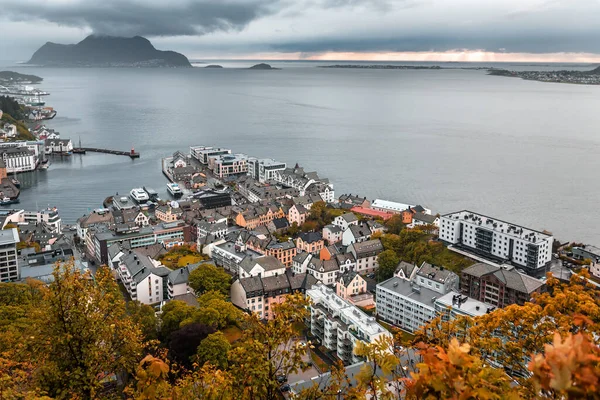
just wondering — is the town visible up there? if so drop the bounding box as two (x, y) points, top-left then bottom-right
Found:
(1, 142), (598, 396)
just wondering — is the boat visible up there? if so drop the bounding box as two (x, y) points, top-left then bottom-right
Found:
(39, 163), (50, 171)
(0, 197), (20, 206)
(10, 178), (20, 188)
(130, 188), (149, 203)
(143, 186), (159, 201)
(167, 183), (183, 198)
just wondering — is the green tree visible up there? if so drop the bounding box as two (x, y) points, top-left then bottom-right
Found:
(126, 301), (159, 342)
(33, 264), (144, 399)
(188, 264), (231, 296)
(196, 331), (231, 369)
(383, 214), (405, 235)
(376, 250), (400, 282)
(189, 292), (242, 330)
(159, 300), (195, 340)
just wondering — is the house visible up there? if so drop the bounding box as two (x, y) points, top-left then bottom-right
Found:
(409, 213), (440, 229)
(347, 239), (383, 274)
(292, 251), (312, 274)
(320, 244), (341, 261)
(336, 271), (368, 301)
(114, 208), (149, 227)
(308, 284), (392, 365)
(267, 217), (290, 233)
(155, 205), (183, 223)
(76, 209), (114, 245)
(296, 232), (325, 254)
(288, 204), (309, 226)
(172, 151), (188, 168)
(191, 172), (207, 189)
(235, 205), (285, 230)
(265, 240), (297, 267)
(230, 270), (317, 320)
(322, 224), (343, 245)
(211, 241), (263, 275)
(394, 261), (418, 281)
(333, 213), (359, 231)
(341, 223), (372, 246)
(414, 262), (459, 295)
(371, 199), (432, 215)
(307, 257), (340, 285)
(116, 249), (172, 305)
(172, 166), (197, 181)
(0, 123), (17, 138)
(44, 138), (73, 154)
(167, 262), (203, 299)
(196, 220), (227, 239)
(461, 263), (546, 307)
(338, 194), (370, 209)
(238, 255), (286, 279)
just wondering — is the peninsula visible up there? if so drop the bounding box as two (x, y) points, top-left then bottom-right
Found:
(27, 35), (192, 68)
(488, 65), (600, 85)
(0, 71), (43, 84)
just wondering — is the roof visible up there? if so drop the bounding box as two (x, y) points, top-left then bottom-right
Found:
(168, 262), (203, 285)
(255, 256), (286, 271)
(298, 231), (323, 244)
(339, 213), (358, 224)
(413, 213), (438, 224)
(262, 274), (291, 292)
(462, 263), (545, 294)
(338, 270), (360, 285)
(272, 217), (289, 230)
(377, 276), (439, 309)
(395, 261), (417, 277)
(323, 224), (341, 234)
(435, 291), (495, 317)
(350, 239), (383, 257)
(293, 251), (312, 264)
(371, 199), (415, 212)
(348, 223), (372, 240)
(417, 262), (457, 284)
(350, 206), (394, 221)
(172, 293), (199, 307)
(0, 228), (19, 246)
(287, 270), (318, 291)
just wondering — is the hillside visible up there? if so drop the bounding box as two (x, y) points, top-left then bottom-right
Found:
(0, 71), (43, 83)
(27, 35), (191, 68)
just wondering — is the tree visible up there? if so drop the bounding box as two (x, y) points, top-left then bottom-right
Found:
(188, 264), (231, 296)
(383, 214), (405, 235)
(159, 300), (195, 341)
(32, 264), (144, 399)
(228, 293), (311, 400)
(126, 301), (159, 342)
(196, 331), (231, 370)
(376, 250), (400, 282)
(168, 323), (215, 370)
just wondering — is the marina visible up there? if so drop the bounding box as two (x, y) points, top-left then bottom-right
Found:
(72, 147), (140, 158)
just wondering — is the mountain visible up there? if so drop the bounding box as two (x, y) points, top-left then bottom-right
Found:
(585, 65), (600, 75)
(248, 63), (279, 70)
(27, 35), (191, 67)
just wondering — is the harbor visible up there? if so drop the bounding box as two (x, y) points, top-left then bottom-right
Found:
(72, 146), (140, 158)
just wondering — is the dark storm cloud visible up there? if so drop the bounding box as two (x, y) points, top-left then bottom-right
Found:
(1, 0), (282, 36)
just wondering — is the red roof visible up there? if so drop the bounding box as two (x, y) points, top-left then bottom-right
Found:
(350, 206), (394, 220)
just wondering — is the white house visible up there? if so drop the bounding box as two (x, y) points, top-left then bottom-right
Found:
(1, 147), (36, 173)
(409, 213), (440, 228)
(167, 263), (201, 299)
(238, 255), (286, 279)
(116, 250), (172, 305)
(333, 213), (359, 231)
(341, 223), (373, 246)
(347, 239), (383, 274)
(45, 138), (73, 154)
(322, 224), (343, 244)
(172, 151), (188, 168)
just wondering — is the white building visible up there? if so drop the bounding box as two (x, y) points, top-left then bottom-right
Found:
(341, 223), (373, 246)
(0, 123), (17, 138)
(248, 158), (287, 183)
(332, 213), (359, 231)
(376, 276), (492, 333)
(116, 250), (171, 305)
(439, 211), (553, 277)
(0, 228), (19, 282)
(347, 239), (383, 274)
(209, 154), (248, 178)
(190, 145), (231, 164)
(1, 147), (36, 173)
(167, 263), (200, 299)
(308, 284), (393, 365)
(238, 255), (285, 279)
(371, 199), (431, 215)
(44, 138), (73, 154)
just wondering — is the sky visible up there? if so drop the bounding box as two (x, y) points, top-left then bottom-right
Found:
(1, 0), (600, 62)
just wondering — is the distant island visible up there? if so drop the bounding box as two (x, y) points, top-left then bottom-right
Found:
(27, 35), (192, 68)
(0, 71), (43, 83)
(488, 65), (600, 85)
(249, 63), (279, 70)
(320, 64), (443, 70)
(205, 65), (223, 69)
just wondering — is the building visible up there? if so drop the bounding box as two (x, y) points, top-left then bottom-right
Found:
(231, 270), (317, 320)
(210, 154), (248, 178)
(1, 147), (36, 173)
(192, 189), (232, 209)
(0, 228), (19, 282)
(296, 232), (325, 254)
(409, 213), (440, 228)
(44, 138), (73, 154)
(341, 223), (373, 246)
(439, 211), (553, 277)
(272, 166), (334, 200)
(190, 146), (231, 164)
(307, 257), (341, 285)
(322, 224), (343, 245)
(336, 271), (368, 300)
(211, 241), (263, 275)
(376, 276), (492, 333)
(394, 261), (418, 281)
(288, 204), (309, 226)
(371, 199), (431, 215)
(167, 262), (202, 299)
(461, 263), (545, 308)
(414, 262), (459, 295)
(308, 284), (392, 365)
(572, 245), (600, 264)
(349, 206), (394, 221)
(76, 209), (114, 245)
(248, 158), (287, 183)
(238, 255), (286, 279)
(115, 249), (171, 305)
(235, 205), (285, 230)
(338, 194), (370, 209)
(172, 151), (188, 168)
(347, 239), (383, 274)
(264, 240), (297, 267)
(155, 205), (183, 223)
(332, 213), (359, 231)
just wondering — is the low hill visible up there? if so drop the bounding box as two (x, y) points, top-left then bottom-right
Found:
(27, 35), (191, 68)
(0, 71), (43, 83)
(249, 63), (279, 70)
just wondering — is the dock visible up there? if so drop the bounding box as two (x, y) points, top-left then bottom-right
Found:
(72, 147), (140, 159)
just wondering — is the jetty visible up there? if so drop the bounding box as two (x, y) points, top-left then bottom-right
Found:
(73, 147), (140, 159)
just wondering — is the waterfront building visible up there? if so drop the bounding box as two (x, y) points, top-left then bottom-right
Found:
(439, 211), (553, 277)
(113, 208), (149, 227)
(408, 213), (440, 228)
(349, 206), (394, 221)
(0, 228), (19, 282)
(461, 263), (545, 308)
(172, 151), (188, 168)
(191, 189), (232, 209)
(572, 245), (600, 264)
(231, 270), (317, 320)
(44, 138), (73, 154)
(189, 146), (231, 164)
(307, 283), (392, 365)
(272, 166), (334, 200)
(1, 147), (36, 173)
(209, 154), (248, 178)
(347, 239), (383, 274)
(296, 231), (325, 254)
(371, 199), (431, 215)
(338, 194), (370, 209)
(1, 207), (62, 234)
(247, 158), (287, 183)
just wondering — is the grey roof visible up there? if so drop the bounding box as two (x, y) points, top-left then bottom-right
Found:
(267, 240), (296, 251)
(172, 293), (199, 307)
(0, 228), (19, 246)
(377, 276), (440, 307)
(255, 256), (285, 271)
(417, 262), (457, 284)
(462, 263), (545, 294)
(239, 275), (264, 294)
(350, 239), (383, 257)
(298, 231), (323, 244)
(338, 270), (360, 285)
(293, 251), (312, 264)
(335, 253), (355, 264)
(323, 224), (341, 234)
(413, 213), (437, 224)
(308, 258), (339, 273)
(167, 263), (202, 285)
(348, 223), (372, 240)
(272, 217), (289, 230)
(395, 261), (417, 277)
(262, 274), (291, 292)
(340, 213), (358, 224)
(287, 270), (318, 292)
(120, 251), (162, 285)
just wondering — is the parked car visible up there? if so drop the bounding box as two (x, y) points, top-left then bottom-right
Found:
(276, 375), (287, 384)
(280, 384), (291, 393)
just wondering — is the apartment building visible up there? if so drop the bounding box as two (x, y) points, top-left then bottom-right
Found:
(210, 154), (248, 178)
(347, 239), (383, 274)
(0, 228), (19, 282)
(247, 158), (286, 183)
(439, 210), (553, 277)
(308, 284), (392, 365)
(190, 145), (231, 164)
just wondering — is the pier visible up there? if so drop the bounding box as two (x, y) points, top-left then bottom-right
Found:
(72, 147), (140, 159)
